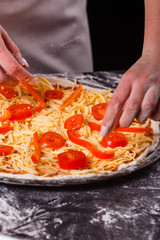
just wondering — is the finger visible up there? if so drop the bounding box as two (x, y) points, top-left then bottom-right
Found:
(150, 99), (160, 121)
(0, 40), (33, 81)
(1, 26), (29, 68)
(119, 84), (145, 127)
(111, 108), (123, 131)
(100, 77), (131, 136)
(0, 65), (19, 87)
(137, 86), (159, 122)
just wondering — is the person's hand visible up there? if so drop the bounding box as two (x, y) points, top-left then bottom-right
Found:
(0, 25), (33, 87)
(101, 51), (160, 136)
(0, 64), (19, 87)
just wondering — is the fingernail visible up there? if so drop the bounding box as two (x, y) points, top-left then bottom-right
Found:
(21, 57), (29, 68)
(100, 125), (109, 137)
(15, 53), (29, 68)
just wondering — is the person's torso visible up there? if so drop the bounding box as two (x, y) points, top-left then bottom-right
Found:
(0, 0), (93, 73)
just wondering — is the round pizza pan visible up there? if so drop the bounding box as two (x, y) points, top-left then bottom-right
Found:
(0, 72), (159, 186)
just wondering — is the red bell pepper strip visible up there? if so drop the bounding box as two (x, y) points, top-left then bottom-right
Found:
(21, 81), (45, 112)
(0, 109), (12, 122)
(60, 83), (82, 111)
(115, 127), (153, 133)
(31, 131), (40, 163)
(67, 130), (114, 159)
(0, 124), (12, 134)
(89, 122), (101, 131)
(0, 145), (14, 156)
(89, 122), (152, 133)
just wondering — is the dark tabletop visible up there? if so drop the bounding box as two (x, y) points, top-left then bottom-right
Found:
(0, 72), (160, 240)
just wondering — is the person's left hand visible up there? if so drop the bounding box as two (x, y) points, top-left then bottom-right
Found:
(101, 51), (160, 136)
(0, 25), (33, 86)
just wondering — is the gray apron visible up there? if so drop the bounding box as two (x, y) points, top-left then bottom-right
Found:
(0, 0), (93, 74)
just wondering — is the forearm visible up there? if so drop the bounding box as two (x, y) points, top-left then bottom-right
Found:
(143, 0), (160, 54)
(101, 0), (160, 136)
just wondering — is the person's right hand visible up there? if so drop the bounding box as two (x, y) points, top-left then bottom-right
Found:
(0, 25), (33, 87)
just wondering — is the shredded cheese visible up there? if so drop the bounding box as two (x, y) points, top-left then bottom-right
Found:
(0, 77), (154, 177)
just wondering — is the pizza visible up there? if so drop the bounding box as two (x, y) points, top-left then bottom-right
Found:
(0, 75), (159, 183)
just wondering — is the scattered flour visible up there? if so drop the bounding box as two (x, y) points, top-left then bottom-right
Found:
(0, 187), (56, 239)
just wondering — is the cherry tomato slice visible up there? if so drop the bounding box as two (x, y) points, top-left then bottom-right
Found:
(7, 104), (34, 121)
(45, 90), (64, 99)
(0, 86), (17, 99)
(39, 132), (65, 149)
(101, 132), (128, 148)
(92, 103), (108, 120)
(0, 145), (14, 156)
(58, 150), (87, 170)
(64, 114), (84, 130)
(0, 124), (12, 134)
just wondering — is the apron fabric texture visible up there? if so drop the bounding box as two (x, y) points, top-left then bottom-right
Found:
(0, 0), (93, 74)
